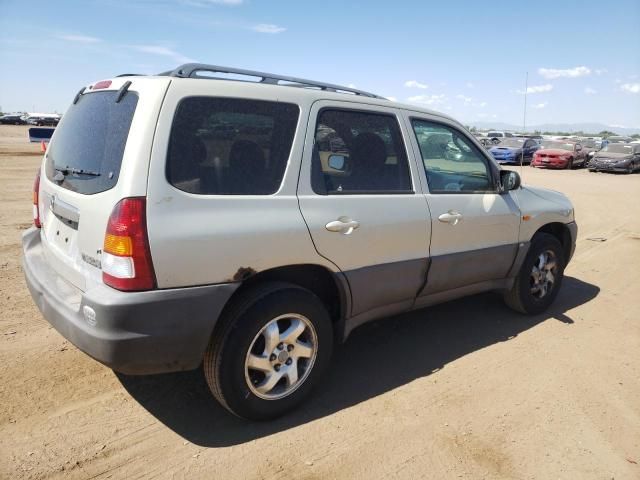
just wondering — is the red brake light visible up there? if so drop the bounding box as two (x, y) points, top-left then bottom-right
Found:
(33, 170), (41, 228)
(93, 80), (112, 90)
(102, 197), (156, 291)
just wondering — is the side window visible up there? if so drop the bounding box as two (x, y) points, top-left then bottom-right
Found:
(312, 109), (412, 194)
(411, 119), (495, 194)
(167, 97), (299, 195)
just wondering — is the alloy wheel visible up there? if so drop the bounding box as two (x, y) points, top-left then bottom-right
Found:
(530, 250), (558, 299)
(244, 314), (318, 400)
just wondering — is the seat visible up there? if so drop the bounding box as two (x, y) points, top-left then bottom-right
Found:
(345, 132), (390, 191)
(226, 140), (268, 194)
(168, 129), (209, 193)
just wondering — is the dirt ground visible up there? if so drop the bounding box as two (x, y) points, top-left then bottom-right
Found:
(1, 124), (638, 479)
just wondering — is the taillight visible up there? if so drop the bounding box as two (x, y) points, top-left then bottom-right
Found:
(33, 170), (41, 228)
(102, 197), (156, 291)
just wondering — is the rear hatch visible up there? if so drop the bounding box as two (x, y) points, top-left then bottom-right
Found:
(37, 77), (170, 292)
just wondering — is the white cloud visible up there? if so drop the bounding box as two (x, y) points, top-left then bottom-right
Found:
(475, 101), (487, 108)
(465, 82), (475, 88)
(252, 24), (286, 34)
(347, 83), (357, 88)
(584, 87), (597, 95)
(538, 66), (591, 79)
(621, 83), (640, 94)
(56, 34), (101, 44)
(132, 45), (196, 63)
(532, 102), (547, 109)
(404, 80), (428, 89)
(517, 84), (553, 94)
(385, 96), (397, 102)
(595, 68), (608, 75)
(456, 94), (472, 104)
(407, 94), (447, 106)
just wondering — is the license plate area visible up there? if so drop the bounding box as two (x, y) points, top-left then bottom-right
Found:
(43, 214), (78, 256)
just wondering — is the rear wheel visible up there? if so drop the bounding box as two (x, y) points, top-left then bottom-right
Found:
(203, 282), (333, 420)
(504, 233), (565, 315)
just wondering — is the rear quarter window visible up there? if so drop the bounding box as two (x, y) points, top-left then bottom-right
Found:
(45, 91), (138, 194)
(166, 97), (299, 195)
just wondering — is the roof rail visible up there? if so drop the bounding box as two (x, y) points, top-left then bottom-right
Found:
(158, 63), (386, 99)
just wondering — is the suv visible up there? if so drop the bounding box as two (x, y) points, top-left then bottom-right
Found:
(23, 64), (577, 420)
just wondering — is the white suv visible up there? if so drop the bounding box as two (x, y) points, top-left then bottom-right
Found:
(23, 64), (577, 419)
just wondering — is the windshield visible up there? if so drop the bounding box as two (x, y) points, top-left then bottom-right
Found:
(494, 138), (524, 148)
(602, 144), (633, 154)
(540, 140), (574, 151)
(45, 90), (138, 194)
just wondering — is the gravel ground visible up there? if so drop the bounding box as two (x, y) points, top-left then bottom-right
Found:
(1, 125), (639, 479)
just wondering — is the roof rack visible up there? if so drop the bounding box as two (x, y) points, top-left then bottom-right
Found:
(158, 63), (386, 100)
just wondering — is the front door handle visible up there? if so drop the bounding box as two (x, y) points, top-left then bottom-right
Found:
(325, 216), (360, 234)
(438, 210), (463, 225)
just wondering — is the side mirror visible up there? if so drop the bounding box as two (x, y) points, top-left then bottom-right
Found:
(500, 170), (521, 192)
(328, 154), (347, 171)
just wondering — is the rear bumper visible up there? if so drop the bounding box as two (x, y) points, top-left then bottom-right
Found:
(22, 227), (239, 374)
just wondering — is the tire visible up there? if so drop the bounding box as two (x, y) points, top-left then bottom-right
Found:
(504, 233), (565, 315)
(565, 157), (573, 169)
(203, 282), (333, 420)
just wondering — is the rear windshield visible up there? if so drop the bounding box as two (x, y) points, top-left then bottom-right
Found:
(45, 90), (138, 194)
(166, 97), (299, 195)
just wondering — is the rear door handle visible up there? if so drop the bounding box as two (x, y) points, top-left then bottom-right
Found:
(325, 217), (360, 234)
(438, 210), (462, 225)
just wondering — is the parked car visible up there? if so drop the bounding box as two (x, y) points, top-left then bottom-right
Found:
(26, 116), (60, 127)
(22, 63), (577, 420)
(606, 136), (633, 144)
(488, 137), (539, 165)
(531, 140), (588, 169)
(487, 130), (514, 144)
(0, 114), (27, 125)
(588, 143), (640, 173)
(476, 136), (495, 148)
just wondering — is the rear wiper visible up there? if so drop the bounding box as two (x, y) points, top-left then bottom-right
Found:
(54, 166), (101, 181)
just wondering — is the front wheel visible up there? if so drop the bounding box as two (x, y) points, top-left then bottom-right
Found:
(203, 282), (333, 420)
(504, 233), (565, 314)
(565, 158), (573, 169)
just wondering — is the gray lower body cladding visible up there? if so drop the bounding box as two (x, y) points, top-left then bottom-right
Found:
(342, 242), (526, 337)
(22, 228), (239, 375)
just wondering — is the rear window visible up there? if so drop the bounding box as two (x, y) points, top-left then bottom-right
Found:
(166, 97), (299, 195)
(45, 90), (138, 194)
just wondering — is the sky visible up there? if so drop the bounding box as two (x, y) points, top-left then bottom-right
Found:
(1, 0), (639, 128)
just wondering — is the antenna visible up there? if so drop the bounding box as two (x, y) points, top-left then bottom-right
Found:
(521, 71), (528, 178)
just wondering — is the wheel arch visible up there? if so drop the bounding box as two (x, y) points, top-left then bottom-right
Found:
(535, 222), (572, 263)
(220, 264), (350, 342)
